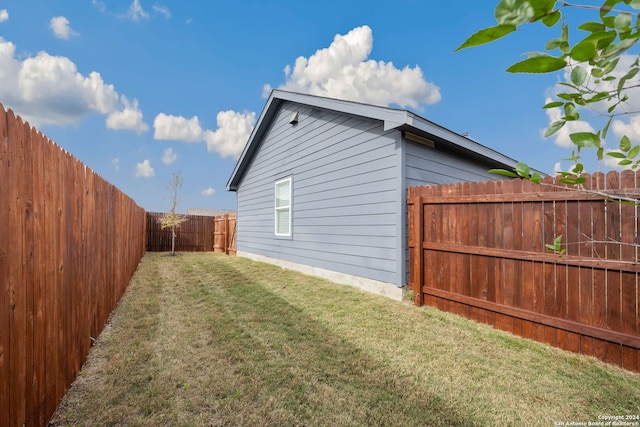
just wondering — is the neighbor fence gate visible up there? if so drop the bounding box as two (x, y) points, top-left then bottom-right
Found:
(408, 171), (640, 372)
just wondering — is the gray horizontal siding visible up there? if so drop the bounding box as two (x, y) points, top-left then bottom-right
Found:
(401, 140), (507, 285)
(405, 140), (498, 188)
(236, 101), (401, 285)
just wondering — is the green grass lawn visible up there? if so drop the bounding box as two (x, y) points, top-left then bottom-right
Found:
(50, 252), (640, 426)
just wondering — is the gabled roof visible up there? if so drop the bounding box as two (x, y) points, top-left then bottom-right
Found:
(226, 90), (520, 191)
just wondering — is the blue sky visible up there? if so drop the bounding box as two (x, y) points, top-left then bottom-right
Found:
(1, 1), (632, 212)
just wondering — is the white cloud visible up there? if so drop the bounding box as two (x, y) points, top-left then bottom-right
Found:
(50, 16), (79, 40)
(0, 9), (8, 23)
(153, 110), (254, 158)
(0, 36), (145, 130)
(553, 162), (563, 174)
(612, 114), (640, 142)
(201, 187), (215, 197)
(162, 147), (177, 165)
(264, 25), (441, 109)
(135, 159), (154, 177)
(127, 0), (149, 22)
(543, 97), (594, 148)
(204, 110), (255, 158)
(106, 95), (148, 133)
(153, 4), (171, 19)
(112, 157), (120, 171)
(153, 113), (203, 141)
(0, 37), (127, 126)
(92, 0), (106, 13)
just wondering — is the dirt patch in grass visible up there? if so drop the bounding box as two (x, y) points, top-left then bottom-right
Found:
(50, 252), (640, 426)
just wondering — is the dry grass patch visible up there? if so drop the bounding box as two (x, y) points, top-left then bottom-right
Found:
(50, 252), (640, 426)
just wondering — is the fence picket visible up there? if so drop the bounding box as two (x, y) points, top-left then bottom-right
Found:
(1, 103), (146, 426)
(409, 172), (640, 373)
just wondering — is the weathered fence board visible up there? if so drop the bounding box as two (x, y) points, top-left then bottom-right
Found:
(0, 103), (147, 426)
(408, 172), (640, 373)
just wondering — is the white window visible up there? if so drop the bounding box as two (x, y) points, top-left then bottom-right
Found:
(275, 177), (292, 236)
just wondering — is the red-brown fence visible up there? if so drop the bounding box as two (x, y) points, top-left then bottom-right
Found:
(0, 104), (147, 426)
(214, 214), (236, 255)
(408, 171), (640, 372)
(146, 212), (235, 254)
(146, 212), (214, 252)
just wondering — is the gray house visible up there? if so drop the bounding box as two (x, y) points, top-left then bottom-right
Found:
(227, 90), (518, 300)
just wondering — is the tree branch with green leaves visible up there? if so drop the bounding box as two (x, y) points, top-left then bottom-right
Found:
(457, 0), (640, 186)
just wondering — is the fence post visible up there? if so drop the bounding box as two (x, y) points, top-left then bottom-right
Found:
(224, 214), (229, 255)
(409, 196), (424, 306)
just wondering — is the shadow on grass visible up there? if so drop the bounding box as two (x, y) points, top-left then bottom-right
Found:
(188, 257), (482, 427)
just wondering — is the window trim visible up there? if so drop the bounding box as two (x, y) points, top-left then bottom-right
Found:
(274, 177), (292, 237)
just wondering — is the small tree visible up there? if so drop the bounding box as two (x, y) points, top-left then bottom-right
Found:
(159, 172), (187, 256)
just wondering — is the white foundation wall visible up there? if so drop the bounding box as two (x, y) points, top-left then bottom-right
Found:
(238, 251), (405, 301)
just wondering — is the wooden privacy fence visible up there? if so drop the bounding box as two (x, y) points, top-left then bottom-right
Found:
(0, 104), (147, 426)
(146, 212), (236, 253)
(214, 214), (236, 255)
(408, 171), (640, 373)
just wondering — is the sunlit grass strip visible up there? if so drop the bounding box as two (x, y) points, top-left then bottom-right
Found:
(51, 252), (640, 427)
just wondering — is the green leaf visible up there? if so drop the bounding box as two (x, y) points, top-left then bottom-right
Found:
(570, 65), (588, 86)
(597, 147), (605, 160)
(614, 12), (632, 30)
(628, 0), (640, 10)
(629, 145), (640, 158)
(515, 161), (531, 178)
(541, 10), (561, 27)
(507, 55), (567, 73)
(601, 0), (624, 18)
(455, 25), (517, 51)
(617, 67), (640, 95)
(586, 92), (609, 103)
(563, 102), (579, 120)
(529, 0), (557, 18)
(594, 30), (618, 50)
(603, 116), (613, 139)
(543, 101), (564, 109)
(602, 57), (620, 74)
(569, 132), (601, 148)
(495, 0), (535, 25)
(607, 151), (627, 158)
(559, 177), (578, 185)
(578, 21), (606, 32)
(602, 15), (617, 28)
(619, 159), (634, 165)
(488, 168), (519, 178)
(545, 37), (570, 52)
(570, 38), (598, 62)
(591, 67), (604, 78)
(545, 120), (565, 137)
(620, 135), (632, 151)
(601, 36), (639, 58)
(530, 172), (542, 184)
(572, 163), (585, 174)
